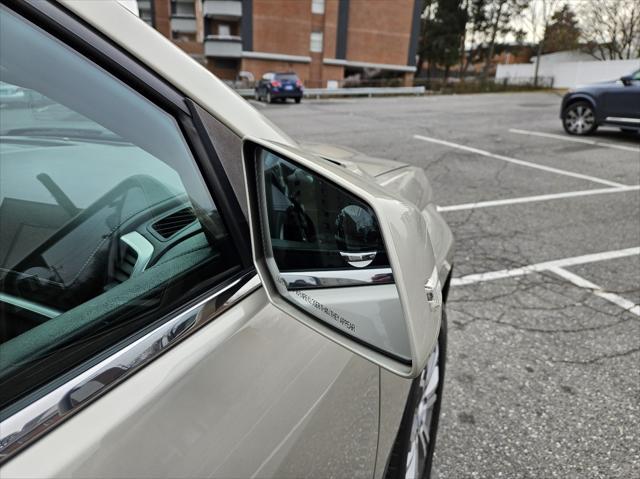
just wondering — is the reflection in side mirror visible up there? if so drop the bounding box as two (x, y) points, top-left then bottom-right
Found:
(257, 149), (411, 362)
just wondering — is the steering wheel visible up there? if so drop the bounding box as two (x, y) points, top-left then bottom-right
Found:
(6, 175), (176, 312)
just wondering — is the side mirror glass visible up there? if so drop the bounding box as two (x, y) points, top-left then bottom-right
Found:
(243, 139), (442, 378)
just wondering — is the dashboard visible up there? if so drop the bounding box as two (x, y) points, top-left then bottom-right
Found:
(0, 137), (211, 344)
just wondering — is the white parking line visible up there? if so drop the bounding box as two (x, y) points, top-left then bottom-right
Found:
(413, 134), (626, 188)
(437, 185), (640, 212)
(452, 247), (640, 286)
(548, 266), (640, 316)
(509, 128), (640, 154)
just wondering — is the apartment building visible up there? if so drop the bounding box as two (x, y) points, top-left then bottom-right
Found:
(137, 0), (421, 87)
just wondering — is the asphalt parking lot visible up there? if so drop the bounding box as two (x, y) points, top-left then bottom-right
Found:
(257, 92), (640, 478)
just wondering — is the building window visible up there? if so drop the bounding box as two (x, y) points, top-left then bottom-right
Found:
(218, 23), (231, 37)
(171, 0), (195, 17)
(310, 32), (323, 53)
(214, 58), (239, 69)
(136, 0), (154, 25)
(172, 31), (197, 42)
(312, 0), (325, 14)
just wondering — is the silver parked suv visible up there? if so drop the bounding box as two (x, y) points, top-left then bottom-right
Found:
(0, 2), (454, 478)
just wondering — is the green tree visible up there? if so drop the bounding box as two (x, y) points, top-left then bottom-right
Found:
(461, 0), (527, 79)
(460, 0), (488, 75)
(417, 0), (468, 80)
(542, 4), (581, 53)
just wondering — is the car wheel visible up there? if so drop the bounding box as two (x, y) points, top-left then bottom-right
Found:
(563, 101), (597, 135)
(266, 92), (272, 104)
(295, 97), (301, 104)
(386, 309), (447, 479)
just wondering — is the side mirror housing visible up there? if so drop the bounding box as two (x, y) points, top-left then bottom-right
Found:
(621, 75), (633, 86)
(242, 138), (441, 378)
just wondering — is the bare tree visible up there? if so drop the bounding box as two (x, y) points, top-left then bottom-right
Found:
(578, 0), (640, 60)
(477, 0), (528, 80)
(525, 0), (559, 86)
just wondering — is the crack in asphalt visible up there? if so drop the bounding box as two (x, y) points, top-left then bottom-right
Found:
(549, 346), (640, 365)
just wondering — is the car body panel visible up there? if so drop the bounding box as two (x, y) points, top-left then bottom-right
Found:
(303, 142), (413, 178)
(375, 369), (414, 479)
(303, 143), (453, 277)
(601, 83), (640, 121)
(561, 73), (640, 129)
(0, 288), (380, 478)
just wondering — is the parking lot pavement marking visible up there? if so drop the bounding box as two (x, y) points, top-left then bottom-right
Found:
(412, 134), (627, 188)
(451, 247), (640, 286)
(437, 185), (640, 212)
(509, 128), (640, 154)
(548, 266), (640, 316)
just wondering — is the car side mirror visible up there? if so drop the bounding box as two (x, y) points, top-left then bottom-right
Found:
(242, 139), (441, 378)
(621, 75), (633, 86)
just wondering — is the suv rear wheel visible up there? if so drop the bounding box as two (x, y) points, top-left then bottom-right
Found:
(563, 101), (597, 135)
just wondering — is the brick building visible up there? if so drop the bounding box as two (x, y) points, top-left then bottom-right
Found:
(136, 0), (421, 87)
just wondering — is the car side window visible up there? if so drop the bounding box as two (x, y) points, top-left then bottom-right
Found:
(0, 7), (240, 410)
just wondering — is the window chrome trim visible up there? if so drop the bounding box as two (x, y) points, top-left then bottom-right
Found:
(282, 267), (393, 289)
(0, 271), (260, 463)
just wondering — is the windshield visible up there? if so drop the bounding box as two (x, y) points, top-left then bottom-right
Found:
(0, 81), (123, 142)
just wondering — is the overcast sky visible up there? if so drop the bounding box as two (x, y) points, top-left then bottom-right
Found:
(479, 0), (630, 46)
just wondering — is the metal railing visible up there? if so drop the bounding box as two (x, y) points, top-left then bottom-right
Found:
(235, 86), (426, 99)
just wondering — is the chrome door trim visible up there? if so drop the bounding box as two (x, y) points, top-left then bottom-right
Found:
(0, 271), (261, 463)
(605, 116), (640, 124)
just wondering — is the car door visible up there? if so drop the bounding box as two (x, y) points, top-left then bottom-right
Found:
(602, 70), (640, 121)
(0, 4), (379, 478)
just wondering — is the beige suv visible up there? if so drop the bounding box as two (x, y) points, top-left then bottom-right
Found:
(0, 2), (454, 478)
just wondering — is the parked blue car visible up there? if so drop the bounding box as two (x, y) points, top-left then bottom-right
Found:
(560, 70), (640, 135)
(255, 72), (303, 104)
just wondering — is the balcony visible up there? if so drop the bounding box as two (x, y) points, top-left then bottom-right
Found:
(170, 16), (197, 33)
(203, 0), (242, 18)
(204, 36), (243, 58)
